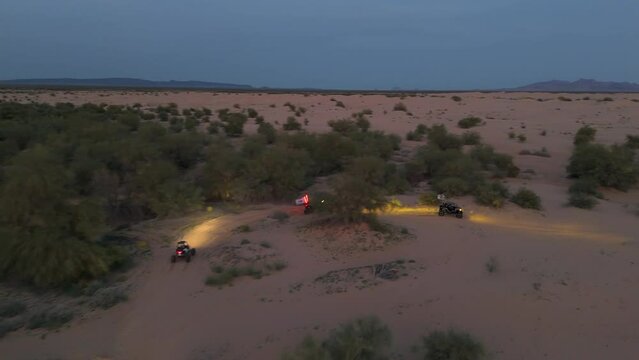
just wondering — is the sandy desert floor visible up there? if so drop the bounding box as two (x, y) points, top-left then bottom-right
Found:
(0, 90), (638, 360)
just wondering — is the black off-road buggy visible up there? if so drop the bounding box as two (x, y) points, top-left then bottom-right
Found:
(171, 240), (196, 263)
(438, 202), (464, 219)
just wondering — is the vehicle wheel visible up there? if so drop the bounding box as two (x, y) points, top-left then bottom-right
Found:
(186, 255), (191, 263)
(171, 255), (176, 263)
(456, 212), (463, 219)
(191, 248), (196, 256)
(438, 210), (445, 216)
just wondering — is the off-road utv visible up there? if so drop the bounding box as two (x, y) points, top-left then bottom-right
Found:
(438, 202), (464, 219)
(171, 240), (196, 263)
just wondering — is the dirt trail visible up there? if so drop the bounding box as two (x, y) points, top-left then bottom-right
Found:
(113, 208), (279, 359)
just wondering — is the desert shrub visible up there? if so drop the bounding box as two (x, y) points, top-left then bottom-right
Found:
(508, 131), (516, 139)
(393, 102), (407, 112)
(240, 239), (250, 245)
(27, 307), (73, 330)
(260, 241), (272, 248)
(0, 300), (26, 318)
(255, 115), (265, 125)
(567, 143), (638, 191)
(406, 131), (423, 141)
(433, 177), (471, 196)
(270, 210), (290, 222)
(568, 177), (602, 198)
(266, 260), (287, 271)
(184, 117), (199, 131)
(281, 336), (330, 360)
(247, 108), (258, 118)
(205, 266), (263, 286)
(236, 224), (251, 233)
(469, 145), (519, 178)
(90, 287), (128, 309)
(474, 181), (509, 208)
(461, 131), (481, 145)
(510, 188), (541, 210)
(241, 136), (268, 158)
(328, 118), (359, 134)
(257, 122), (277, 144)
(568, 192), (597, 209)
(283, 117), (302, 131)
(220, 112), (247, 137)
(327, 174), (387, 222)
(324, 316), (392, 360)
(574, 125), (596, 146)
(625, 135), (639, 149)
(416, 124), (428, 135)
(540, 130), (547, 136)
(0, 317), (24, 338)
(140, 112), (155, 120)
(335, 101), (346, 108)
(485, 256), (498, 273)
(419, 192), (439, 206)
(558, 96), (572, 102)
(458, 117), (482, 129)
(427, 124), (462, 150)
(207, 121), (220, 134)
(517, 134), (527, 143)
(420, 330), (485, 360)
(356, 116), (370, 132)
(451, 96), (462, 102)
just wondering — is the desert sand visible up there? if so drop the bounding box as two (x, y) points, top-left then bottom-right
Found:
(0, 90), (638, 360)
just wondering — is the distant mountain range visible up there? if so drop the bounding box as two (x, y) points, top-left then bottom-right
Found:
(0, 77), (253, 90)
(1, 77), (639, 93)
(511, 79), (639, 92)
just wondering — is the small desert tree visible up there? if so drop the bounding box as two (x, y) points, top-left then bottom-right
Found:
(327, 175), (386, 222)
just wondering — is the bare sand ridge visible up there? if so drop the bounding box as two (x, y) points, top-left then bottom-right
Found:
(0, 90), (638, 359)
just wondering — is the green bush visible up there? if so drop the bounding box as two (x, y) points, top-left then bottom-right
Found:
(205, 265), (263, 287)
(485, 256), (498, 273)
(0, 317), (24, 338)
(419, 192), (439, 206)
(567, 143), (638, 191)
(474, 181), (509, 208)
(458, 117), (482, 129)
(568, 192), (597, 209)
(90, 287), (128, 309)
(281, 336), (329, 360)
(427, 124), (462, 151)
(406, 131), (424, 141)
(420, 330), (485, 360)
(461, 131), (481, 145)
(328, 119), (359, 134)
(393, 102), (407, 112)
(625, 135), (639, 149)
(247, 108), (258, 118)
(324, 316), (392, 360)
(327, 174), (387, 222)
(574, 126), (596, 146)
(258, 122), (277, 144)
(569, 177), (602, 198)
(510, 188), (541, 210)
(27, 307), (73, 330)
(356, 117), (371, 132)
(433, 177), (471, 196)
(283, 117), (302, 131)
(221, 112), (247, 137)
(0, 300), (27, 318)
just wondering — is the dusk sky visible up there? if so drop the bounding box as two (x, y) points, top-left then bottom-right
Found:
(1, 0), (638, 89)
